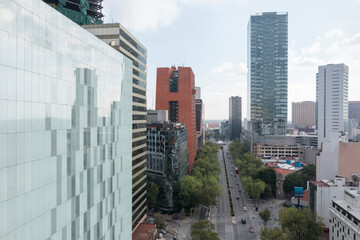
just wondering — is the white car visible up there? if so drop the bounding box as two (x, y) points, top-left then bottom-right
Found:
(243, 207), (247, 212)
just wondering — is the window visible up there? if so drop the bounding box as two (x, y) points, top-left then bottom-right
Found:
(169, 101), (178, 122)
(169, 78), (178, 92)
(169, 70), (179, 92)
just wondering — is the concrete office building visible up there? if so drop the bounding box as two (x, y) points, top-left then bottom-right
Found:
(229, 96), (242, 140)
(292, 101), (316, 127)
(196, 99), (205, 149)
(316, 64), (349, 181)
(156, 66), (197, 172)
(147, 110), (168, 124)
(248, 12), (288, 135)
(0, 1), (133, 239)
(309, 177), (355, 229)
(195, 87), (205, 149)
(252, 135), (319, 164)
(316, 64), (349, 147)
(329, 188), (360, 240)
(83, 23), (148, 228)
(146, 123), (188, 212)
(349, 101), (360, 127)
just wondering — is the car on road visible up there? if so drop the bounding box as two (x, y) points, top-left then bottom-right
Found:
(230, 172), (232, 175)
(241, 218), (246, 224)
(231, 185), (233, 188)
(159, 229), (166, 234)
(238, 189), (241, 192)
(236, 195), (240, 199)
(243, 207), (247, 212)
(249, 227), (254, 233)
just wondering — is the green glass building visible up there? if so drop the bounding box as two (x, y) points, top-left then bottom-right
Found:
(247, 12), (288, 136)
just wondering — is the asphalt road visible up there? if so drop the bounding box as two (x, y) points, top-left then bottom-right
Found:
(210, 141), (262, 240)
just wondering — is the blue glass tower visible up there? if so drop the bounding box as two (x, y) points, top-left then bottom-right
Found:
(247, 12), (288, 135)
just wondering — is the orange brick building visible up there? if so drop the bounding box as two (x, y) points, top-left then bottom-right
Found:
(156, 66), (197, 172)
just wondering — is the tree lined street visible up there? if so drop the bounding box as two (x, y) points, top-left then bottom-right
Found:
(210, 141), (264, 240)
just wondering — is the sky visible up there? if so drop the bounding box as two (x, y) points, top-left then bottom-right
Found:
(102, 0), (360, 120)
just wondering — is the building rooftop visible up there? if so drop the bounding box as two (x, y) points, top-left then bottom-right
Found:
(132, 223), (157, 240)
(265, 162), (303, 175)
(333, 199), (360, 223)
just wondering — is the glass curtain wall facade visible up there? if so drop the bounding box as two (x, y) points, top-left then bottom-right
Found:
(82, 23), (148, 229)
(0, 1), (133, 239)
(247, 12), (288, 136)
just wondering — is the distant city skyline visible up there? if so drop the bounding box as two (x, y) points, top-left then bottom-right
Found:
(103, 0), (360, 120)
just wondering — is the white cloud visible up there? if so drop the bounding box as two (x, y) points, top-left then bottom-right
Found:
(210, 62), (247, 79)
(288, 29), (360, 120)
(103, 0), (180, 32)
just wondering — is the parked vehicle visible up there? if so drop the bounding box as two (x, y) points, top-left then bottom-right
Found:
(243, 207), (247, 212)
(249, 227), (254, 233)
(241, 218), (246, 224)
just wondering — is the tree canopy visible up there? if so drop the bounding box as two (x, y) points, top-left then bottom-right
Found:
(190, 220), (220, 240)
(278, 207), (324, 240)
(154, 212), (167, 230)
(259, 208), (271, 227)
(176, 141), (222, 211)
(146, 182), (159, 209)
(283, 164), (316, 194)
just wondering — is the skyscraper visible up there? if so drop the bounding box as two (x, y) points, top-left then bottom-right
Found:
(316, 64), (349, 147)
(292, 101), (316, 127)
(229, 96), (242, 140)
(83, 23), (148, 230)
(0, 1), (133, 239)
(349, 101), (360, 126)
(156, 67), (197, 172)
(247, 12), (288, 135)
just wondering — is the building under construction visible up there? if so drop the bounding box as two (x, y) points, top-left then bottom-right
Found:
(43, 0), (104, 25)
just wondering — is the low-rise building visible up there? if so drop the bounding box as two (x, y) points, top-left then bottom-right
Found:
(329, 188), (360, 240)
(252, 135), (319, 163)
(266, 163), (303, 199)
(309, 176), (356, 229)
(291, 190), (309, 208)
(146, 123), (189, 212)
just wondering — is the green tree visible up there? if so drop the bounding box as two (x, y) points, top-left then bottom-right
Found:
(279, 207), (324, 240)
(176, 175), (202, 211)
(256, 168), (276, 197)
(302, 164), (316, 180)
(154, 213), (167, 230)
(261, 227), (286, 240)
(241, 176), (266, 199)
(283, 172), (304, 194)
(190, 220), (220, 240)
(146, 182), (159, 209)
(259, 208), (271, 227)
